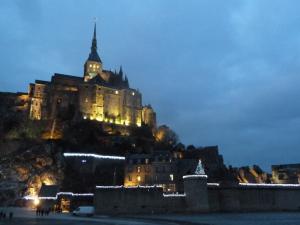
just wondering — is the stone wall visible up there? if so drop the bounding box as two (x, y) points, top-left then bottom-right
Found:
(94, 187), (166, 214)
(94, 175), (209, 214)
(208, 185), (300, 212)
(94, 180), (300, 214)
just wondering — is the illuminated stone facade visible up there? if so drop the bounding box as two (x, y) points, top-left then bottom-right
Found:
(272, 163), (300, 184)
(0, 91), (30, 116)
(27, 24), (155, 128)
(124, 152), (178, 193)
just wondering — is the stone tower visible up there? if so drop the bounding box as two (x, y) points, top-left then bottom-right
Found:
(183, 174), (209, 212)
(84, 23), (103, 82)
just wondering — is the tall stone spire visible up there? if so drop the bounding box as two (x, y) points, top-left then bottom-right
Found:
(87, 22), (102, 63)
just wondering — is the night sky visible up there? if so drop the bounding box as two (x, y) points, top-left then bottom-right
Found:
(1, 0), (300, 170)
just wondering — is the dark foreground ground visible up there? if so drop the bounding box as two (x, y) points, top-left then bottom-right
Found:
(1, 208), (300, 225)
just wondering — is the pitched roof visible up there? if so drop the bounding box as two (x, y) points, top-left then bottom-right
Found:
(38, 184), (59, 197)
(52, 73), (83, 81)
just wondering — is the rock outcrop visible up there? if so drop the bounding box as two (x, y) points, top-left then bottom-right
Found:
(0, 140), (64, 205)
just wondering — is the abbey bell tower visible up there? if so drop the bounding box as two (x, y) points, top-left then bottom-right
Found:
(84, 23), (103, 82)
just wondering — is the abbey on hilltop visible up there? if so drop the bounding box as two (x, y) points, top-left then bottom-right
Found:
(24, 23), (156, 128)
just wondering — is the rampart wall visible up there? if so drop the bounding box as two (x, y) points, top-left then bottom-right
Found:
(208, 185), (300, 212)
(94, 178), (300, 214)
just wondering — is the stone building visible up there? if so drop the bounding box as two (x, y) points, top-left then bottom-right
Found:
(124, 151), (203, 193)
(272, 163), (300, 184)
(5, 23), (156, 129)
(0, 92), (30, 116)
(124, 151), (178, 193)
(173, 146), (228, 183)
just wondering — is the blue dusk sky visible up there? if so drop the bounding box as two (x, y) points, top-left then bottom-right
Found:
(1, 0), (300, 170)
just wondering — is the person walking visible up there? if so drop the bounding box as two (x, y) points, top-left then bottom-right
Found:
(9, 212), (13, 220)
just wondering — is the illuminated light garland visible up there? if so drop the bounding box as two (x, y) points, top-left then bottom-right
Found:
(23, 196), (36, 200)
(163, 193), (186, 198)
(63, 153), (125, 160)
(207, 183), (220, 187)
(183, 174), (208, 179)
(96, 185), (163, 189)
(239, 183), (300, 188)
(23, 192), (94, 201)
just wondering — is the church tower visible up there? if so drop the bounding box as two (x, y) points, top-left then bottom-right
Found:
(84, 23), (103, 82)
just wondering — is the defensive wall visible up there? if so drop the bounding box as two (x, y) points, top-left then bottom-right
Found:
(94, 175), (209, 214)
(208, 183), (300, 212)
(94, 176), (300, 214)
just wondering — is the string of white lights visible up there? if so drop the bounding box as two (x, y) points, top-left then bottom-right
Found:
(239, 183), (300, 188)
(163, 193), (186, 197)
(183, 174), (208, 179)
(207, 183), (220, 187)
(96, 185), (162, 189)
(23, 192), (94, 200)
(63, 153), (125, 160)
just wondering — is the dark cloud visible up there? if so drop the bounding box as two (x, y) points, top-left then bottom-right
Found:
(1, 0), (300, 170)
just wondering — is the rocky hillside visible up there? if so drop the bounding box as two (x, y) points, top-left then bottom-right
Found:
(0, 140), (64, 205)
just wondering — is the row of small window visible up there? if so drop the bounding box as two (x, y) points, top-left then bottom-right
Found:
(128, 166), (172, 173)
(89, 64), (100, 69)
(127, 174), (174, 182)
(128, 158), (172, 164)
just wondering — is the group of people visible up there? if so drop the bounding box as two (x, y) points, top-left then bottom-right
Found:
(0, 211), (13, 220)
(36, 208), (51, 216)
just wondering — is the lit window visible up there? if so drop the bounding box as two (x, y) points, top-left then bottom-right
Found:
(82, 160), (87, 163)
(170, 174), (174, 181)
(137, 166), (141, 173)
(137, 176), (141, 182)
(89, 64), (92, 68)
(145, 158), (149, 164)
(97, 65), (99, 68)
(85, 98), (88, 103)
(93, 64), (96, 68)
(115, 90), (119, 94)
(132, 92), (135, 96)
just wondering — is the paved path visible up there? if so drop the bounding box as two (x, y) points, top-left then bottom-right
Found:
(0, 207), (202, 225)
